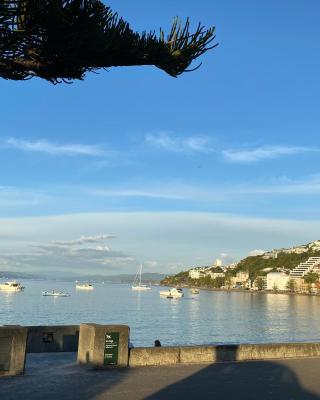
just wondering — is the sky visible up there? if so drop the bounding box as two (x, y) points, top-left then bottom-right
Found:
(1, 0), (320, 277)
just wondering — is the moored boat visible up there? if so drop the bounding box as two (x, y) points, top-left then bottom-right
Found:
(160, 288), (184, 298)
(191, 288), (200, 294)
(0, 281), (24, 292)
(42, 290), (70, 297)
(132, 264), (151, 291)
(76, 283), (94, 290)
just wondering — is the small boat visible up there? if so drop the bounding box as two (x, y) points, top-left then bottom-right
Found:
(76, 283), (94, 290)
(160, 288), (184, 298)
(191, 288), (199, 294)
(42, 290), (70, 297)
(132, 264), (151, 291)
(0, 281), (24, 292)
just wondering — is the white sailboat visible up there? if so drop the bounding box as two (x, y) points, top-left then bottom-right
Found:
(132, 265), (151, 291)
(76, 283), (94, 290)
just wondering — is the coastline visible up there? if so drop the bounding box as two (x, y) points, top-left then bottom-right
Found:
(161, 284), (320, 297)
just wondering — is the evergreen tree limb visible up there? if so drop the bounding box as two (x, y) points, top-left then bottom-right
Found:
(0, 0), (217, 83)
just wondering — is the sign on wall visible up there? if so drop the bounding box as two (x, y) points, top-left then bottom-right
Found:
(104, 332), (119, 366)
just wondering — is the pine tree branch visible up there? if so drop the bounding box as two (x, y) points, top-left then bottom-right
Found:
(0, 0), (217, 83)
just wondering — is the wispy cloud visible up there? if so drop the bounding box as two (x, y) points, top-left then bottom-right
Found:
(0, 185), (50, 207)
(91, 188), (186, 200)
(5, 138), (107, 157)
(3, 211), (320, 276)
(89, 175), (320, 200)
(51, 234), (115, 246)
(145, 132), (214, 154)
(223, 145), (316, 163)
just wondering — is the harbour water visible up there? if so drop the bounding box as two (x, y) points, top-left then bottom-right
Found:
(1, 280), (320, 347)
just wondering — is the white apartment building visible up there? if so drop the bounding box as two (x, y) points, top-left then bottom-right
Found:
(252, 276), (267, 290)
(289, 257), (320, 278)
(209, 272), (225, 279)
(224, 262), (238, 270)
(213, 259), (222, 267)
(231, 271), (250, 287)
(266, 272), (290, 291)
(189, 267), (208, 279)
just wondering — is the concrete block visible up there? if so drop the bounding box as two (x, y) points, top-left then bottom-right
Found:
(0, 326), (27, 376)
(77, 324), (129, 368)
(129, 347), (180, 366)
(27, 325), (79, 353)
(179, 346), (215, 364)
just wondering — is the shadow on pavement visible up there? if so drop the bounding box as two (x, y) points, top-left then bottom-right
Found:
(146, 345), (320, 400)
(1, 350), (320, 400)
(0, 353), (130, 400)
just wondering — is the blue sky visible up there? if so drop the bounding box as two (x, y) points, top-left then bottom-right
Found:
(1, 0), (320, 276)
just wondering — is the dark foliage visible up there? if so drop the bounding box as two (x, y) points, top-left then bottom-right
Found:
(0, 0), (217, 83)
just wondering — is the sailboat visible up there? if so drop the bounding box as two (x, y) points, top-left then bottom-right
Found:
(132, 264), (151, 291)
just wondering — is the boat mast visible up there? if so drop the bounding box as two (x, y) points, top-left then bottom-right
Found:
(139, 264), (142, 286)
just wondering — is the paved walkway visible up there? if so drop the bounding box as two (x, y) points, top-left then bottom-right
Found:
(1, 354), (320, 399)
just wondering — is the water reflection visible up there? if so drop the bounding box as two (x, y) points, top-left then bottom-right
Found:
(2, 281), (320, 346)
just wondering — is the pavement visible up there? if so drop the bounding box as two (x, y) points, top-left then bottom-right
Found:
(1, 353), (320, 400)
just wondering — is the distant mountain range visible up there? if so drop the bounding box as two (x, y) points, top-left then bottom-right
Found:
(0, 271), (168, 283)
(0, 271), (37, 280)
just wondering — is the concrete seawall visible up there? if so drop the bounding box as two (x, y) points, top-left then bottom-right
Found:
(129, 343), (320, 366)
(27, 325), (79, 353)
(7, 325), (320, 366)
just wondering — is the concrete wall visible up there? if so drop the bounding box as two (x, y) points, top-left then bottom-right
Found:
(129, 343), (320, 367)
(27, 325), (79, 353)
(0, 326), (27, 376)
(78, 324), (129, 368)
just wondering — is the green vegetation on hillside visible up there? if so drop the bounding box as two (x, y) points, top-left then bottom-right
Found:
(161, 272), (225, 289)
(161, 248), (320, 288)
(234, 250), (320, 280)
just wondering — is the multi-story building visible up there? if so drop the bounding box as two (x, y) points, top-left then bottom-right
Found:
(231, 271), (250, 288)
(224, 262), (238, 270)
(213, 259), (222, 268)
(289, 257), (320, 278)
(188, 267), (209, 279)
(266, 272), (290, 291)
(209, 272), (225, 279)
(252, 276), (267, 290)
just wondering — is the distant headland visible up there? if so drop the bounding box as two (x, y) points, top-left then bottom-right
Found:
(161, 240), (320, 295)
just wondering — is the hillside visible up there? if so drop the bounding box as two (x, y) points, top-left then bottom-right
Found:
(233, 250), (320, 279)
(161, 240), (320, 287)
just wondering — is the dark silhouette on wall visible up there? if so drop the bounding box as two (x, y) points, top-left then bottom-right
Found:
(0, 1), (217, 83)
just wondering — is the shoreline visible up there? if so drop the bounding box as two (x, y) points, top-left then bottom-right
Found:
(161, 284), (320, 298)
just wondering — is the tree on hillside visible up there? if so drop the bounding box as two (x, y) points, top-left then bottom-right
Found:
(287, 279), (296, 293)
(0, 1), (217, 83)
(304, 272), (319, 284)
(255, 277), (265, 291)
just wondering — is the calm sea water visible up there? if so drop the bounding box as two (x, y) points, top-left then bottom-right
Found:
(1, 280), (320, 347)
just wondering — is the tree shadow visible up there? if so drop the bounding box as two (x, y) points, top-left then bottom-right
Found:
(146, 346), (320, 400)
(0, 350), (320, 400)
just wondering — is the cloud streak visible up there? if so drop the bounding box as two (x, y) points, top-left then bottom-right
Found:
(2, 211), (320, 276)
(89, 175), (320, 200)
(145, 132), (214, 154)
(5, 138), (107, 157)
(223, 145), (317, 163)
(51, 234), (115, 246)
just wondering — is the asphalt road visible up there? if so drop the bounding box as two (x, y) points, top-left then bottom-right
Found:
(1, 353), (320, 400)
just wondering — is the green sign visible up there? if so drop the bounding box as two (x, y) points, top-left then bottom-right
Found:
(104, 332), (119, 366)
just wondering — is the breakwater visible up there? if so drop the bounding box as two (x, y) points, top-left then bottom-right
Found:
(2, 324), (320, 376)
(129, 342), (320, 366)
